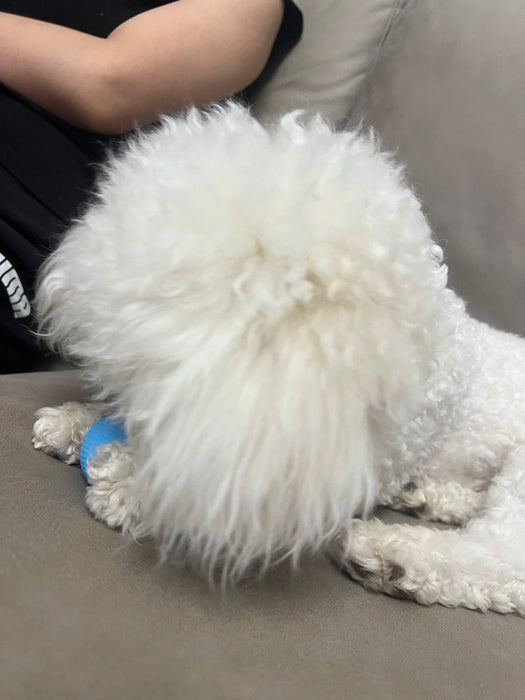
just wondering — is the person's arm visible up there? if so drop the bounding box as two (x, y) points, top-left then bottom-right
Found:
(0, 0), (283, 134)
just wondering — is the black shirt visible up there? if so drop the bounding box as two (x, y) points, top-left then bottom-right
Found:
(0, 1), (174, 226)
(0, 0), (302, 228)
(0, 0), (302, 370)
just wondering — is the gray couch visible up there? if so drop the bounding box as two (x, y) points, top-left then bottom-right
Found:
(3, 1), (525, 697)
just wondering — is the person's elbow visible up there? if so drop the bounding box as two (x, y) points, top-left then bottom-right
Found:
(71, 0), (283, 135)
(68, 60), (143, 134)
(72, 62), (224, 135)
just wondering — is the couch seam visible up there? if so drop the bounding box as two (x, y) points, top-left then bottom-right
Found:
(377, 0), (412, 56)
(345, 0), (413, 125)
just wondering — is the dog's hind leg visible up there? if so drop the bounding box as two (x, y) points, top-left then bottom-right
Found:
(32, 402), (107, 465)
(331, 448), (525, 614)
(388, 476), (486, 525)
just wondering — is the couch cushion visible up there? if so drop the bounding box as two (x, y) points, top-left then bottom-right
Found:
(253, 0), (405, 125)
(2, 370), (525, 698)
(353, 0), (525, 334)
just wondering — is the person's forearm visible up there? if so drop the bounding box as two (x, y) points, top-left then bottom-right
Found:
(0, 1), (283, 135)
(0, 12), (117, 131)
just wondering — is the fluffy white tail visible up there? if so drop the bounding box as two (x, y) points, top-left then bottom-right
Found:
(36, 104), (448, 577)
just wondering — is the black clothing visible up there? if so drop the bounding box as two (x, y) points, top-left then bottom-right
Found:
(0, 1), (175, 371)
(0, 0), (302, 371)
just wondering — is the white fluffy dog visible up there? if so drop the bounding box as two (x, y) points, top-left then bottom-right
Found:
(33, 103), (525, 613)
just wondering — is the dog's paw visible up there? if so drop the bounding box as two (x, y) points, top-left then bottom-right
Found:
(331, 517), (525, 614)
(330, 520), (422, 601)
(389, 480), (428, 518)
(389, 476), (486, 525)
(32, 402), (105, 465)
(84, 442), (149, 540)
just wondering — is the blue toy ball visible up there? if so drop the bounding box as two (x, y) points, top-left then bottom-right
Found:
(79, 416), (127, 484)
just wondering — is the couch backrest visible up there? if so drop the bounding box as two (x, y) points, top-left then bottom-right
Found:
(253, 0), (404, 126)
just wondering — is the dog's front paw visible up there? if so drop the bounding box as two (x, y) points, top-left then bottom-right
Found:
(389, 476), (486, 525)
(330, 520), (421, 601)
(32, 402), (105, 465)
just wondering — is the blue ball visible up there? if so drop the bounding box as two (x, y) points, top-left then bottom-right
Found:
(80, 416), (127, 484)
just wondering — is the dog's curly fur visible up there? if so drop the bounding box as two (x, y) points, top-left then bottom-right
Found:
(33, 103), (525, 611)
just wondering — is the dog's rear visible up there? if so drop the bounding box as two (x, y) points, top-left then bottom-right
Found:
(36, 104), (448, 577)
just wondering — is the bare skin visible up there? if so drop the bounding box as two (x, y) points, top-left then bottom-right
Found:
(0, 0), (284, 133)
